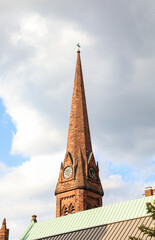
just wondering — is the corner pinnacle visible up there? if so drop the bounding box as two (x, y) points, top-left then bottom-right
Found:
(1, 218), (6, 229)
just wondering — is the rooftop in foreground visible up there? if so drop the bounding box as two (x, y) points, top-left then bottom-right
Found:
(20, 195), (154, 240)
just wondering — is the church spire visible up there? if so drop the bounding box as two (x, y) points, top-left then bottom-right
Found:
(67, 50), (92, 160)
(55, 50), (103, 218)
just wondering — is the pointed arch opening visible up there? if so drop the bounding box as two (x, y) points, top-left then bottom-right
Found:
(64, 207), (68, 215)
(69, 203), (75, 214)
(71, 205), (75, 214)
(61, 205), (69, 216)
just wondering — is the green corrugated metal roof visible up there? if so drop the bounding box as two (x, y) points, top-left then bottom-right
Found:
(20, 195), (154, 240)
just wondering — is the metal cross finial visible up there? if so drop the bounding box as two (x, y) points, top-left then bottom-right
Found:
(77, 43), (81, 51)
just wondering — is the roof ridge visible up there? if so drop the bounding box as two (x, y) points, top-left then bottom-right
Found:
(20, 195), (154, 240)
(33, 195), (154, 225)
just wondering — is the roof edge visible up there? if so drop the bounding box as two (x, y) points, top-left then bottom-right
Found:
(34, 215), (152, 240)
(20, 222), (36, 240)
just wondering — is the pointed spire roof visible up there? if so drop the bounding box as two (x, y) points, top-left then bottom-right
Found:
(66, 51), (92, 160)
(55, 50), (103, 202)
(1, 219), (6, 229)
(0, 218), (9, 240)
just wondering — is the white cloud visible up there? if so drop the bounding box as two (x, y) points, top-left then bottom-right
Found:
(0, 13), (94, 157)
(12, 13), (94, 72)
(0, 162), (10, 176)
(0, 13), (96, 239)
(103, 175), (146, 205)
(0, 1), (154, 240)
(11, 106), (62, 156)
(0, 153), (63, 201)
(0, 152), (63, 240)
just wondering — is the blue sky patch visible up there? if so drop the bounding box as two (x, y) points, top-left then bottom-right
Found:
(0, 98), (28, 167)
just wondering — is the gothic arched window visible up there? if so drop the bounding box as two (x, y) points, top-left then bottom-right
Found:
(71, 205), (75, 213)
(62, 205), (69, 216)
(69, 204), (75, 214)
(64, 207), (68, 215)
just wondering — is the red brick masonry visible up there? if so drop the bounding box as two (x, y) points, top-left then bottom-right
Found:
(55, 51), (103, 217)
(0, 219), (9, 240)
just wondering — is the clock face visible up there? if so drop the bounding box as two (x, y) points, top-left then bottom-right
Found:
(89, 167), (97, 179)
(63, 166), (73, 179)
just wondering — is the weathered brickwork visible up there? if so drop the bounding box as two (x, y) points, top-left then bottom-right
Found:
(145, 187), (155, 197)
(0, 219), (9, 240)
(55, 51), (104, 217)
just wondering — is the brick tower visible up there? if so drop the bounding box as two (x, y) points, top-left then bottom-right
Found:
(55, 50), (104, 217)
(0, 219), (9, 240)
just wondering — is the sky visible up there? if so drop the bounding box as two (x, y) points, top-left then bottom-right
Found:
(0, 0), (155, 239)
